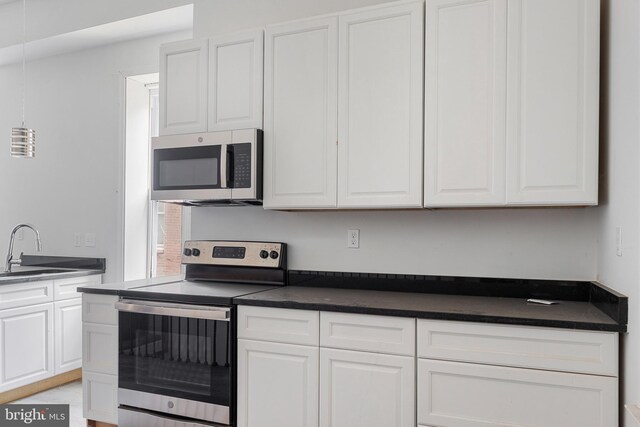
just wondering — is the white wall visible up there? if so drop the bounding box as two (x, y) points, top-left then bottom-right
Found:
(0, 30), (190, 282)
(192, 207), (597, 280)
(596, 0), (640, 423)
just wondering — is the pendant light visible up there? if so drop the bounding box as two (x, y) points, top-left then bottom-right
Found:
(10, 0), (35, 158)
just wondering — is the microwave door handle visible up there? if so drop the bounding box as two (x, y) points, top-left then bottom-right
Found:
(220, 144), (228, 189)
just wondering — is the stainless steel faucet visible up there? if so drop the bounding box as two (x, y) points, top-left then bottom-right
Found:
(4, 224), (42, 272)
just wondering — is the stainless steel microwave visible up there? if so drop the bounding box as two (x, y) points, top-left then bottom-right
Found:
(151, 129), (262, 206)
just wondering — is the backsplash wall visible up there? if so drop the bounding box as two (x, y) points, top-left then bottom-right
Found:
(192, 207), (597, 281)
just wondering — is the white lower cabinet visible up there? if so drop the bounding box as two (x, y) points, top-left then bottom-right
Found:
(82, 371), (119, 425)
(417, 359), (617, 427)
(237, 339), (318, 427)
(0, 303), (54, 392)
(81, 292), (118, 425)
(54, 298), (82, 374)
(320, 348), (414, 427)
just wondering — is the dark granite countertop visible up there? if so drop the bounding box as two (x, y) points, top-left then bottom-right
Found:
(0, 255), (106, 285)
(235, 286), (622, 332)
(78, 275), (184, 295)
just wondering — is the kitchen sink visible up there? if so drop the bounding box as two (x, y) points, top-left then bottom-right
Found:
(0, 269), (68, 278)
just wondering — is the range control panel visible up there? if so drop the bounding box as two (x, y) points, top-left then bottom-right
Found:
(182, 240), (285, 268)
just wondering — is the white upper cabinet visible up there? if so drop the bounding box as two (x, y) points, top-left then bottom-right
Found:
(263, 17), (339, 209)
(338, 2), (424, 208)
(161, 31), (264, 136)
(159, 39), (209, 136)
(506, 0), (600, 205)
(209, 30), (264, 131)
(424, 0), (507, 207)
(264, 1), (424, 210)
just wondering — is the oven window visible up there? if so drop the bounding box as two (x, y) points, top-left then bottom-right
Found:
(119, 311), (231, 406)
(154, 145), (222, 190)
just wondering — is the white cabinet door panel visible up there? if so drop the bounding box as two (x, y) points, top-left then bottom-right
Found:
(0, 280), (53, 310)
(238, 306), (319, 346)
(425, 0), (507, 206)
(83, 371), (118, 425)
(209, 30), (264, 131)
(506, 0), (600, 205)
(160, 39), (208, 136)
(320, 348), (414, 427)
(54, 274), (101, 301)
(338, 2), (424, 208)
(238, 339), (318, 427)
(264, 17), (339, 208)
(54, 299), (83, 374)
(82, 294), (118, 325)
(82, 323), (118, 375)
(417, 359), (617, 427)
(0, 303), (53, 392)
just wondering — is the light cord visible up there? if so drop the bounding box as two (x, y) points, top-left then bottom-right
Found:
(21, 0), (26, 128)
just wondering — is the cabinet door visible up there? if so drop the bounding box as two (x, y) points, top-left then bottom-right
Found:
(54, 298), (82, 374)
(337, 2), (424, 208)
(209, 30), (264, 131)
(506, 0), (600, 205)
(159, 38), (208, 136)
(417, 359), (617, 427)
(320, 348), (414, 427)
(82, 323), (118, 375)
(264, 17), (339, 209)
(83, 371), (118, 425)
(424, 0), (507, 207)
(237, 339), (318, 427)
(0, 303), (53, 392)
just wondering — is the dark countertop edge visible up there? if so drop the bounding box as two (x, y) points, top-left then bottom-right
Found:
(0, 269), (104, 286)
(234, 298), (626, 333)
(21, 255), (106, 272)
(77, 286), (119, 296)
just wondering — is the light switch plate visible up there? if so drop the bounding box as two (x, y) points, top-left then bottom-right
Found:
(84, 233), (96, 247)
(74, 233), (82, 247)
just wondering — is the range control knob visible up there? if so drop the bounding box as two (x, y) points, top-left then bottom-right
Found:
(259, 250), (269, 259)
(183, 248), (192, 256)
(270, 251), (279, 259)
(192, 248), (201, 257)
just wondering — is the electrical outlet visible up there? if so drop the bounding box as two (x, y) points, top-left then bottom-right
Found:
(616, 226), (622, 257)
(84, 233), (96, 248)
(74, 233), (82, 247)
(347, 229), (360, 249)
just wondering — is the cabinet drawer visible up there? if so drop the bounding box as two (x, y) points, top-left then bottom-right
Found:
(82, 294), (118, 325)
(83, 323), (118, 374)
(54, 274), (101, 301)
(0, 280), (53, 310)
(417, 319), (618, 376)
(238, 306), (319, 346)
(321, 312), (415, 356)
(417, 359), (617, 427)
(83, 371), (118, 425)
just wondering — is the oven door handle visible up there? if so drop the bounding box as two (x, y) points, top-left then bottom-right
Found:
(115, 299), (230, 321)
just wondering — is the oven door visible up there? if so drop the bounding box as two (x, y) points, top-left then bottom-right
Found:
(116, 299), (233, 425)
(151, 132), (231, 201)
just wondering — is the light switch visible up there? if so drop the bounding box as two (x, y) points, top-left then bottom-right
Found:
(84, 233), (96, 247)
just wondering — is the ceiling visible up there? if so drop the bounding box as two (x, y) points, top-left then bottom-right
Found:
(0, 4), (193, 66)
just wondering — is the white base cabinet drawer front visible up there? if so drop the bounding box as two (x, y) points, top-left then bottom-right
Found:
(54, 274), (101, 301)
(417, 359), (617, 427)
(238, 306), (319, 346)
(54, 298), (82, 374)
(0, 303), (54, 392)
(0, 280), (53, 310)
(82, 323), (118, 375)
(238, 339), (318, 427)
(82, 294), (118, 325)
(320, 312), (415, 356)
(417, 319), (618, 376)
(82, 371), (118, 424)
(320, 348), (414, 427)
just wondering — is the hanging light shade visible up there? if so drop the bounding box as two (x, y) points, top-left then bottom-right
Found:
(10, 0), (35, 158)
(10, 127), (35, 158)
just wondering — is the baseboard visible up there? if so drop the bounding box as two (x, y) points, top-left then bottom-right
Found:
(0, 368), (82, 404)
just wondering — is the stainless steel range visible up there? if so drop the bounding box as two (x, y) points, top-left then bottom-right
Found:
(115, 240), (286, 427)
